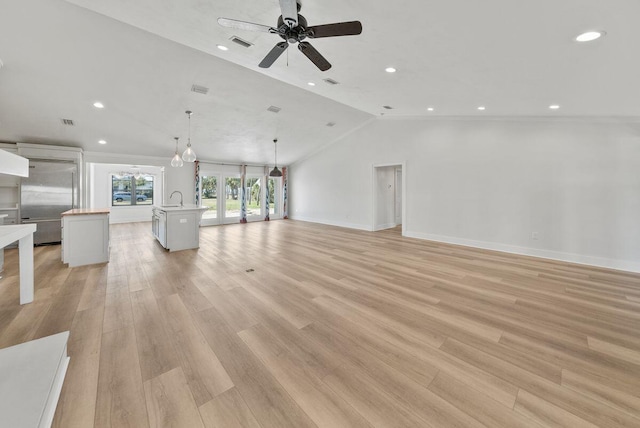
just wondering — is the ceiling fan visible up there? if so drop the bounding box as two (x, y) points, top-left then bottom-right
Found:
(218, 0), (362, 71)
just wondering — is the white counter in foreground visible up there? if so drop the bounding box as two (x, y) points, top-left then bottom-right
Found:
(0, 224), (36, 304)
(0, 331), (70, 428)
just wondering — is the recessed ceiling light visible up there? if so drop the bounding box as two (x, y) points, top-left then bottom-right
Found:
(93, 101), (104, 109)
(549, 105), (560, 110)
(307, 82), (316, 86)
(575, 31), (605, 42)
(385, 67), (396, 73)
(217, 44), (229, 51)
(98, 140), (107, 145)
(477, 106), (486, 111)
(427, 107), (434, 112)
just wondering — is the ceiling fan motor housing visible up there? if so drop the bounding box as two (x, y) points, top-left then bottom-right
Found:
(277, 15), (308, 43)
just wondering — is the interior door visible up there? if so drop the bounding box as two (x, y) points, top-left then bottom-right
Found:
(395, 168), (402, 225)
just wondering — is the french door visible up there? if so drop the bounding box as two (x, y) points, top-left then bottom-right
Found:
(199, 168), (281, 225)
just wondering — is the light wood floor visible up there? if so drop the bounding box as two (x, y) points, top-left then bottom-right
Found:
(1, 220), (640, 427)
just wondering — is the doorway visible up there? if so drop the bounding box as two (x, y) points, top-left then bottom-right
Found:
(199, 166), (283, 226)
(372, 163), (405, 234)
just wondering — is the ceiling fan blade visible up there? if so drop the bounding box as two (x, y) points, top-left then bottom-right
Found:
(217, 17), (275, 33)
(307, 21), (363, 38)
(259, 42), (289, 68)
(279, 0), (298, 28)
(298, 42), (331, 71)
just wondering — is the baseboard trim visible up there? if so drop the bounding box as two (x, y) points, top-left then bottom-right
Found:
(290, 216), (372, 232)
(404, 230), (640, 274)
(374, 223), (397, 231)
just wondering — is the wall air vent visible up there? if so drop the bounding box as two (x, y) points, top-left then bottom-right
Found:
(230, 36), (253, 48)
(326, 122), (336, 127)
(383, 105), (394, 110)
(61, 119), (74, 126)
(323, 78), (339, 85)
(191, 84), (209, 95)
(267, 105), (281, 113)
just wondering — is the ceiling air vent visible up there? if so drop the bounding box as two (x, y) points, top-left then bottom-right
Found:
(230, 36), (253, 48)
(326, 122), (336, 127)
(383, 105), (394, 110)
(323, 78), (339, 85)
(267, 105), (281, 113)
(191, 84), (209, 95)
(61, 118), (74, 126)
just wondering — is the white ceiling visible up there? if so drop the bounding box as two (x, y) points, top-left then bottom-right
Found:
(0, 0), (638, 165)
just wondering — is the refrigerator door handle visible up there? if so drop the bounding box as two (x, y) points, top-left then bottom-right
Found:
(71, 172), (75, 208)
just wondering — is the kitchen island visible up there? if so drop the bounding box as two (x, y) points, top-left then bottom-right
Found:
(152, 205), (208, 252)
(61, 208), (110, 267)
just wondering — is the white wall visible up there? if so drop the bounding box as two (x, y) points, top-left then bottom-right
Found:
(84, 151), (197, 224)
(89, 163), (164, 224)
(290, 117), (640, 272)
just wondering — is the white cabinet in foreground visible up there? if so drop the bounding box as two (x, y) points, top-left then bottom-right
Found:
(152, 205), (207, 252)
(61, 209), (109, 267)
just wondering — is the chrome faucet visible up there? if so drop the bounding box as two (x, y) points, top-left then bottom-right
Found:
(170, 190), (183, 207)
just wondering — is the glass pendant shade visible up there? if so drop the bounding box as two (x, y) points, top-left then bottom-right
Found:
(182, 110), (197, 162)
(269, 138), (282, 176)
(182, 144), (196, 162)
(171, 137), (183, 167)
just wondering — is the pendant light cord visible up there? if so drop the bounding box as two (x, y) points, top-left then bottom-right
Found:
(187, 111), (192, 147)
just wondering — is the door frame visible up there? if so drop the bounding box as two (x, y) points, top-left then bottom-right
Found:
(372, 162), (406, 235)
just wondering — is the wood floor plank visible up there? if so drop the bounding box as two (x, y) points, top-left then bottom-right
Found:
(444, 335), (640, 427)
(0, 300), (51, 348)
(143, 367), (205, 428)
(194, 307), (318, 428)
(199, 388), (261, 428)
(561, 370), (640, 419)
(158, 294), (234, 406)
(428, 372), (544, 428)
(587, 336), (640, 365)
(102, 286), (134, 334)
(514, 389), (599, 428)
(53, 307), (104, 428)
(94, 326), (149, 428)
(131, 288), (180, 381)
(238, 323), (373, 428)
(0, 220), (636, 428)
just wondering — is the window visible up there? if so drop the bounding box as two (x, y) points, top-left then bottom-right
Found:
(112, 175), (154, 206)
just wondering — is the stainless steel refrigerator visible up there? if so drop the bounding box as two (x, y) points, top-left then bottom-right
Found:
(20, 159), (78, 245)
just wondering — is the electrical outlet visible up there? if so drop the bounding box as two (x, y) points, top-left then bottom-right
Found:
(531, 231), (539, 240)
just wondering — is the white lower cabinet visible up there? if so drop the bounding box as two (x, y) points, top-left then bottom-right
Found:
(152, 206), (207, 251)
(61, 210), (110, 267)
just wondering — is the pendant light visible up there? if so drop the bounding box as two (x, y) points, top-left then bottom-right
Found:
(269, 138), (282, 177)
(171, 137), (184, 167)
(182, 110), (197, 162)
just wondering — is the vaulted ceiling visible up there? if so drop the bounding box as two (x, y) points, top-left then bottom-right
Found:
(0, 0), (637, 165)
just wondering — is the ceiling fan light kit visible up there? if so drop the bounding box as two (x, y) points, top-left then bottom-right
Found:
(218, 0), (362, 71)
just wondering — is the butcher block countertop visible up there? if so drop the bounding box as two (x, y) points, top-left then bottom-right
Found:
(61, 208), (110, 216)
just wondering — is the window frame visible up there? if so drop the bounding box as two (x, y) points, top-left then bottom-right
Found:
(111, 174), (155, 207)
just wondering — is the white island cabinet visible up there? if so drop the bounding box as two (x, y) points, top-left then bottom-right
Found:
(152, 205), (207, 252)
(61, 209), (110, 267)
